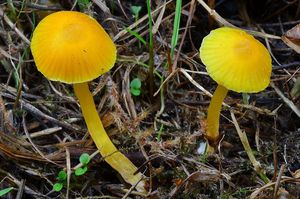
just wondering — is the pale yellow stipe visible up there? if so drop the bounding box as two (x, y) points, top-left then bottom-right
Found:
(74, 83), (146, 192)
(206, 85), (228, 152)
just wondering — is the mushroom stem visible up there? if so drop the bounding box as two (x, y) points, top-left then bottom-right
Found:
(206, 84), (228, 150)
(73, 83), (145, 192)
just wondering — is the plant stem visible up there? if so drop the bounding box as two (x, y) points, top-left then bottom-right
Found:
(206, 84), (228, 150)
(170, 0), (182, 58)
(73, 82), (145, 193)
(146, 0), (154, 97)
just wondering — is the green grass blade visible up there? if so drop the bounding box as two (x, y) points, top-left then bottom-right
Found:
(171, 0), (182, 57)
(125, 28), (147, 45)
(146, 0), (154, 96)
(0, 187), (13, 197)
(146, 0), (153, 50)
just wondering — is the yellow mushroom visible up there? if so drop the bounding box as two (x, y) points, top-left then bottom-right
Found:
(31, 11), (145, 192)
(199, 27), (272, 153)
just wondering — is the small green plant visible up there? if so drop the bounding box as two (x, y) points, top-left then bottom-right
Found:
(75, 153), (90, 176)
(78, 0), (90, 11)
(52, 153), (91, 191)
(130, 5), (142, 22)
(130, 78), (142, 96)
(53, 170), (67, 192)
(127, 5), (145, 48)
(0, 187), (13, 197)
(53, 183), (63, 192)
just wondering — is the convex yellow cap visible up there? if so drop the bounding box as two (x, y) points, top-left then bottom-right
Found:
(200, 27), (272, 93)
(31, 11), (116, 84)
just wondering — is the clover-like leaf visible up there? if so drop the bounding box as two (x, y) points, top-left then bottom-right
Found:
(75, 166), (88, 176)
(57, 170), (67, 181)
(53, 183), (63, 192)
(79, 153), (90, 165)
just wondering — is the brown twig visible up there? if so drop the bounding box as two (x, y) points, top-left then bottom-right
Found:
(0, 8), (30, 45)
(273, 164), (286, 199)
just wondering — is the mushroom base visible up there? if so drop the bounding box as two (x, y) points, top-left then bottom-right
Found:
(73, 82), (146, 193)
(206, 84), (228, 151)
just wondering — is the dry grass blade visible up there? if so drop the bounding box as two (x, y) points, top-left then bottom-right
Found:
(273, 165), (286, 199)
(270, 82), (300, 118)
(169, 169), (223, 198)
(21, 127), (62, 139)
(113, 0), (173, 41)
(180, 68), (230, 108)
(122, 66), (137, 119)
(65, 147), (71, 199)
(249, 177), (298, 199)
(230, 110), (263, 173)
(15, 179), (25, 199)
(0, 8), (30, 45)
(22, 113), (59, 166)
(0, 169), (47, 199)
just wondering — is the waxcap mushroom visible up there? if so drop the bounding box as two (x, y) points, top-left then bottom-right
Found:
(31, 11), (116, 84)
(200, 27), (272, 93)
(31, 11), (146, 192)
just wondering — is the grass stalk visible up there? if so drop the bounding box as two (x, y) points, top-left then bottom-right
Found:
(146, 0), (154, 97)
(170, 0), (182, 58)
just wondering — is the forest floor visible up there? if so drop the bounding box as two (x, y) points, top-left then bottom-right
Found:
(0, 0), (300, 198)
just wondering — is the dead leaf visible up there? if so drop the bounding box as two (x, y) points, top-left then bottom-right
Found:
(282, 24), (300, 53)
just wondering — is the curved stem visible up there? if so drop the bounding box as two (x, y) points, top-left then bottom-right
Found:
(206, 84), (228, 150)
(73, 83), (145, 192)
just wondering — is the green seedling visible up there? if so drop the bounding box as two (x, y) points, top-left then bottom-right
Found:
(75, 153), (90, 176)
(53, 183), (63, 192)
(53, 153), (91, 191)
(130, 78), (142, 96)
(130, 5), (142, 22)
(53, 170), (67, 192)
(0, 187), (13, 197)
(128, 5), (144, 48)
(57, 170), (67, 181)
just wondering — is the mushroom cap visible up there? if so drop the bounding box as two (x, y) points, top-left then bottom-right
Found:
(31, 11), (116, 84)
(200, 27), (272, 93)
